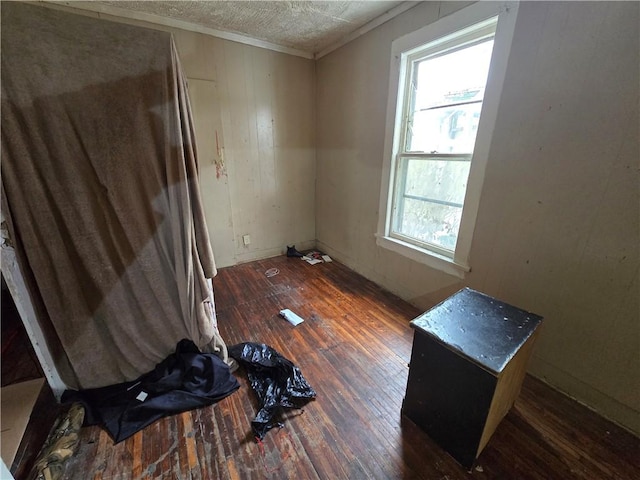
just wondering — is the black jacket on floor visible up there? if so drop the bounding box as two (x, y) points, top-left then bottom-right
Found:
(62, 339), (239, 443)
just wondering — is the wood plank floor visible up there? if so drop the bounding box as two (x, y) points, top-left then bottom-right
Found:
(58, 255), (638, 479)
(2, 284), (43, 387)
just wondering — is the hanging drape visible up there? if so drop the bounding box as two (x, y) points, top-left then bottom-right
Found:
(1, 3), (228, 388)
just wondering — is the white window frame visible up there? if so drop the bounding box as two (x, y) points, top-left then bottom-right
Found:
(376, 2), (519, 279)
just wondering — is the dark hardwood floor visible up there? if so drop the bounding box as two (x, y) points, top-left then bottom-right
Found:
(58, 255), (638, 479)
(2, 282), (43, 387)
(2, 279), (61, 479)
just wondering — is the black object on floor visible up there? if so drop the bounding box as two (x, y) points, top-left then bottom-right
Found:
(402, 287), (543, 468)
(228, 342), (316, 439)
(286, 245), (304, 257)
(62, 339), (239, 443)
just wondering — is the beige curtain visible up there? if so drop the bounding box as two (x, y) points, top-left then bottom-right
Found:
(1, 3), (228, 389)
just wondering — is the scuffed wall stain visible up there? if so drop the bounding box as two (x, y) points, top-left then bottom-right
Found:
(214, 130), (227, 179)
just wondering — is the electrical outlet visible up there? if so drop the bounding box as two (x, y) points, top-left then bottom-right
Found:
(242, 234), (251, 246)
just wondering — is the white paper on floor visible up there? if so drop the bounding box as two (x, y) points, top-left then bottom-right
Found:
(279, 309), (304, 326)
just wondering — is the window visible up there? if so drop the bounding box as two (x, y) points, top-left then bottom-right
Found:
(377, 2), (518, 278)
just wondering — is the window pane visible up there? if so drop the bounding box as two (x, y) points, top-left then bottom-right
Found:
(404, 158), (470, 206)
(407, 103), (482, 154)
(414, 40), (494, 110)
(406, 39), (494, 153)
(395, 198), (462, 251)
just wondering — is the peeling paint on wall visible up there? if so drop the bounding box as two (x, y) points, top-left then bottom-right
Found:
(214, 130), (226, 179)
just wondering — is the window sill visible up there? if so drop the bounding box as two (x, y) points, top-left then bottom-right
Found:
(375, 234), (470, 279)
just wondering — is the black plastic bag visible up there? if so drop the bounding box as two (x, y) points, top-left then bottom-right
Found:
(228, 342), (316, 439)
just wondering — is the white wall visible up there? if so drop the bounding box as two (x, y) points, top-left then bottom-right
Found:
(176, 31), (316, 267)
(316, 1), (639, 434)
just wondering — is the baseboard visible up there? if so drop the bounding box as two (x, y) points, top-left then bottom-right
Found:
(529, 356), (639, 437)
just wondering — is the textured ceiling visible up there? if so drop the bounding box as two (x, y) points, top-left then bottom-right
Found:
(77, 1), (406, 55)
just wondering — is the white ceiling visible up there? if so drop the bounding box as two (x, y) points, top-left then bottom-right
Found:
(59, 1), (414, 58)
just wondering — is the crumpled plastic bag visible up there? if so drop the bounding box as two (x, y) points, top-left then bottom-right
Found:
(228, 342), (316, 439)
